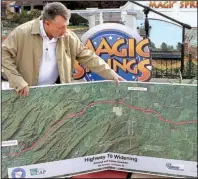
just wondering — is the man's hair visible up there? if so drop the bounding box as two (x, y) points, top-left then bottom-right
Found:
(42, 2), (70, 24)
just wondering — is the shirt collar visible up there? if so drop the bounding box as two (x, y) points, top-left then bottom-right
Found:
(39, 20), (58, 42)
(39, 20), (48, 37)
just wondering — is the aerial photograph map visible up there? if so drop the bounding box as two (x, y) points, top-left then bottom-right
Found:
(1, 81), (197, 178)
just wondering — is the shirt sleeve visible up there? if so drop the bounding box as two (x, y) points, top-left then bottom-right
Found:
(2, 28), (28, 91)
(74, 35), (119, 80)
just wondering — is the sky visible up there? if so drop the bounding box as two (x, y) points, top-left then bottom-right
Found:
(136, 19), (182, 48)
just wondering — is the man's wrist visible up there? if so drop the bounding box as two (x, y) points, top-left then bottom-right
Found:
(10, 80), (28, 92)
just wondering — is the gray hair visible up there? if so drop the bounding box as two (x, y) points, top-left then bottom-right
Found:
(42, 2), (70, 25)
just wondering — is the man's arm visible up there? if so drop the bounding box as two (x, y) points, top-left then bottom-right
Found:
(2, 28), (28, 93)
(74, 34), (120, 81)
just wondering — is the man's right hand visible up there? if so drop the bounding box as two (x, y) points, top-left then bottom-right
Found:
(17, 86), (29, 96)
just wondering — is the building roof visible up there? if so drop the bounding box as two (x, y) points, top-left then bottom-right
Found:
(151, 51), (181, 59)
(14, 0), (44, 6)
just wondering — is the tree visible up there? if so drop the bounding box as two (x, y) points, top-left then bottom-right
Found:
(161, 42), (168, 51)
(176, 42), (182, 51)
(185, 28), (196, 45)
(149, 41), (156, 51)
(167, 45), (174, 51)
(149, 41), (156, 48)
(189, 46), (197, 58)
(63, 1), (127, 10)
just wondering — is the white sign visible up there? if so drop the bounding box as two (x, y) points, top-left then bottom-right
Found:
(2, 140), (18, 147)
(128, 87), (148, 91)
(8, 152), (197, 178)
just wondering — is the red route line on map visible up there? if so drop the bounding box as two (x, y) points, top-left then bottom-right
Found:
(8, 100), (197, 157)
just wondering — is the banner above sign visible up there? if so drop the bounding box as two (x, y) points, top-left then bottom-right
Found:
(73, 23), (151, 82)
(149, 1), (197, 9)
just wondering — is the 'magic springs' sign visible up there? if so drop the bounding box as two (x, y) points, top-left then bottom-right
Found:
(73, 23), (152, 82)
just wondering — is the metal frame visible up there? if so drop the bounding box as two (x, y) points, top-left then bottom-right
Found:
(129, 1), (192, 76)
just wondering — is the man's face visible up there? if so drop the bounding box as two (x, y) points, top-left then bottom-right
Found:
(45, 15), (67, 38)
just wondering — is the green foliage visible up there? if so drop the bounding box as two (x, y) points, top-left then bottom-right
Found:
(29, 9), (42, 19)
(183, 61), (197, 79)
(63, 1), (127, 10)
(152, 64), (197, 84)
(167, 45), (174, 51)
(176, 42), (182, 51)
(149, 41), (178, 51)
(69, 14), (88, 26)
(9, 9), (41, 25)
(177, 69), (197, 84)
(160, 42), (168, 51)
(149, 41), (156, 51)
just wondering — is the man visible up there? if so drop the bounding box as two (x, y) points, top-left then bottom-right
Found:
(2, 2), (125, 96)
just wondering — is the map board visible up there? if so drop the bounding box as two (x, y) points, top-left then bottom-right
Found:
(1, 81), (197, 178)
